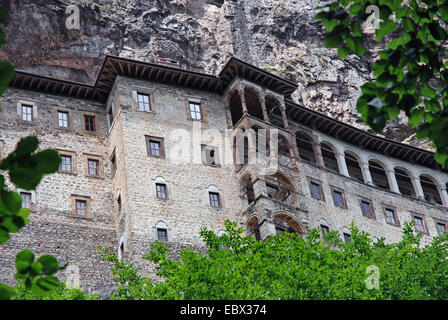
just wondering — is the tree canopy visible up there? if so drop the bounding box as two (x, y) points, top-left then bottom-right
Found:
(314, 0), (448, 167)
(101, 220), (448, 300)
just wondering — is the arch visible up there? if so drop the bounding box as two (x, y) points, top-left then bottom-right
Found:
(295, 131), (316, 164)
(265, 170), (297, 206)
(344, 150), (363, 182)
(394, 166), (416, 198)
(320, 141), (340, 172)
(420, 173), (443, 205)
(265, 95), (284, 127)
(272, 211), (305, 237)
(368, 159), (391, 190)
(277, 134), (292, 168)
(247, 214), (261, 240)
(229, 89), (243, 126)
(244, 86), (264, 121)
(153, 220), (172, 242)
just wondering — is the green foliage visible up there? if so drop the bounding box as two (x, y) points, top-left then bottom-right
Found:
(314, 0), (448, 167)
(101, 220), (448, 300)
(11, 281), (98, 300)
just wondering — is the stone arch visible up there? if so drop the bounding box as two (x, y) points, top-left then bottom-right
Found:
(368, 158), (391, 190)
(295, 130), (316, 163)
(244, 86), (264, 121)
(229, 88), (243, 126)
(153, 220), (172, 242)
(272, 211), (305, 237)
(265, 95), (284, 127)
(344, 149), (363, 182)
(320, 140), (340, 172)
(247, 214), (261, 240)
(420, 173), (443, 205)
(394, 166), (417, 198)
(265, 170), (297, 206)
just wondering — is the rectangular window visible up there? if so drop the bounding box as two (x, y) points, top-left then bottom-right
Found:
(436, 222), (447, 235)
(332, 190), (345, 208)
(22, 105), (33, 122)
(60, 155), (73, 172)
(88, 159), (99, 176)
(157, 228), (168, 242)
(137, 93), (151, 112)
(145, 136), (164, 158)
(384, 208), (398, 225)
(361, 200), (374, 218)
(209, 192), (220, 208)
(320, 225), (330, 244)
(20, 192), (32, 209)
(156, 184), (167, 200)
(84, 115), (96, 132)
(343, 233), (351, 243)
(189, 102), (202, 120)
(413, 216), (426, 233)
(75, 200), (87, 217)
(310, 182), (323, 200)
(58, 111), (69, 128)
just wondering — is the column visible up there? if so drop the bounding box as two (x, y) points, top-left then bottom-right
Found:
(313, 138), (325, 168)
(438, 185), (448, 206)
(360, 162), (373, 185)
(280, 101), (289, 130)
(239, 88), (248, 114)
(258, 219), (277, 240)
(288, 143), (298, 170)
(385, 168), (400, 193)
(247, 128), (257, 165)
(335, 151), (349, 177)
(260, 94), (270, 123)
(411, 177), (425, 200)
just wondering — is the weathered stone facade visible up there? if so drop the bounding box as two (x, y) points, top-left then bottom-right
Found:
(1, 55), (447, 297)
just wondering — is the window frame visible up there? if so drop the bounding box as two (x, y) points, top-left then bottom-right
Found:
(308, 179), (324, 201)
(84, 154), (104, 178)
(71, 195), (92, 219)
(382, 206), (400, 227)
(330, 187), (346, 209)
(188, 101), (202, 121)
(20, 192), (32, 210)
(83, 114), (97, 133)
(157, 228), (168, 242)
(137, 92), (151, 112)
(21, 104), (33, 122)
(209, 192), (221, 208)
(435, 220), (448, 236)
(412, 214), (428, 235)
(156, 183), (168, 200)
(201, 144), (220, 167)
(360, 199), (375, 219)
(57, 150), (77, 174)
(145, 136), (165, 158)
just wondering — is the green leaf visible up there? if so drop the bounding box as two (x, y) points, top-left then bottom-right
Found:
(0, 61), (14, 97)
(15, 136), (39, 157)
(0, 284), (14, 300)
(34, 149), (61, 174)
(421, 85), (437, 99)
(324, 31), (342, 48)
(1, 190), (22, 214)
(16, 249), (35, 265)
(375, 19), (397, 41)
(37, 255), (60, 275)
(9, 167), (43, 191)
(338, 45), (351, 59)
(409, 109), (425, 127)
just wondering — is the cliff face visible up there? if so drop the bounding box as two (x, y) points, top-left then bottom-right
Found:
(0, 0), (421, 146)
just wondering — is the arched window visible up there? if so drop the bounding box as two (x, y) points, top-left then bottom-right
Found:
(244, 87), (264, 121)
(265, 96), (284, 128)
(153, 221), (172, 242)
(296, 131), (316, 164)
(272, 212), (305, 237)
(394, 167), (416, 198)
(420, 174), (442, 205)
(320, 142), (339, 172)
(368, 159), (390, 191)
(229, 90), (243, 126)
(247, 216), (261, 240)
(265, 172), (296, 206)
(344, 151), (363, 182)
(240, 173), (255, 206)
(278, 135), (292, 168)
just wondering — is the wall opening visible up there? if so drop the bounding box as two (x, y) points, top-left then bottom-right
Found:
(394, 167), (416, 197)
(229, 90), (243, 126)
(344, 151), (363, 182)
(296, 131), (316, 164)
(368, 160), (391, 190)
(420, 174), (442, 205)
(320, 142), (339, 173)
(244, 87), (264, 121)
(265, 96), (284, 128)
(265, 172), (296, 206)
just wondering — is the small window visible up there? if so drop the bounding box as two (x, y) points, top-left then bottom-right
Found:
(332, 189), (345, 208)
(361, 200), (374, 218)
(156, 183), (167, 200)
(145, 136), (164, 158)
(320, 225), (330, 244)
(157, 228), (168, 242)
(75, 200), (87, 217)
(436, 222), (447, 236)
(60, 155), (73, 172)
(384, 208), (399, 226)
(88, 159), (99, 176)
(111, 150), (117, 176)
(137, 93), (151, 112)
(20, 192), (32, 209)
(209, 192), (220, 208)
(21, 105), (33, 122)
(117, 195), (122, 216)
(343, 233), (351, 243)
(189, 102), (202, 120)
(413, 216), (426, 234)
(84, 115), (96, 132)
(58, 111), (69, 128)
(310, 181), (323, 200)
